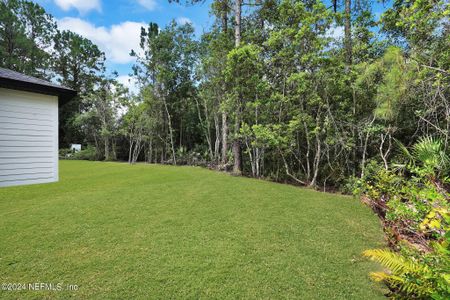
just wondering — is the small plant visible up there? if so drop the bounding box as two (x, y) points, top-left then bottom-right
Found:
(363, 247), (449, 299)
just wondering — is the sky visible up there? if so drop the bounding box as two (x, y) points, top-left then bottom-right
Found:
(33, 0), (390, 92)
(34, 0), (214, 91)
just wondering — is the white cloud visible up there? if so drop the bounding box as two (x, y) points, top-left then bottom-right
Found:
(117, 75), (139, 95)
(176, 17), (193, 25)
(176, 17), (197, 34)
(54, 0), (101, 14)
(137, 0), (157, 11)
(57, 17), (146, 64)
(326, 25), (344, 40)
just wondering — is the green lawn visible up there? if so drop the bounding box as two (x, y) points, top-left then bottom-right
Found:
(0, 161), (385, 299)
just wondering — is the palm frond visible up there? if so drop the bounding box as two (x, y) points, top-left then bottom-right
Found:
(369, 271), (390, 282)
(364, 249), (435, 297)
(363, 249), (424, 275)
(392, 138), (415, 173)
(412, 136), (449, 172)
(394, 138), (414, 162)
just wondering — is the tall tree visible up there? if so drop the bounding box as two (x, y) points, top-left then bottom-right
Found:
(53, 30), (105, 95)
(52, 30), (106, 145)
(212, 0), (232, 165)
(225, 44), (268, 177)
(131, 21), (198, 165)
(0, 0), (56, 78)
(77, 78), (127, 160)
(171, 0), (234, 166)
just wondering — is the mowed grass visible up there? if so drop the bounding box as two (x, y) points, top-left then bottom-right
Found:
(0, 161), (385, 299)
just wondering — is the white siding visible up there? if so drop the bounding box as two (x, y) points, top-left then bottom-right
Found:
(0, 88), (58, 187)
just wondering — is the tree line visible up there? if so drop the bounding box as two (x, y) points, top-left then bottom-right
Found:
(1, 0), (448, 190)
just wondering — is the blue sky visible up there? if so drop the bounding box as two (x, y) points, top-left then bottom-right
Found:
(35, 0), (214, 89)
(33, 0), (390, 91)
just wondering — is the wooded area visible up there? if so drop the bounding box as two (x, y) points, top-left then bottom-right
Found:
(1, 0), (447, 189)
(1, 0), (449, 298)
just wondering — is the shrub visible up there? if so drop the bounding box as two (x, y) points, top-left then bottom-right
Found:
(70, 146), (99, 161)
(363, 244), (449, 299)
(360, 137), (450, 299)
(341, 175), (360, 195)
(59, 148), (72, 159)
(175, 145), (209, 166)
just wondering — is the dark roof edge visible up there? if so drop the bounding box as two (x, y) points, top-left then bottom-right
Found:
(0, 78), (77, 105)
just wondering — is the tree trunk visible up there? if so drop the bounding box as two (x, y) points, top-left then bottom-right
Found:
(221, 112), (228, 164)
(220, 0), (229, 166)
(163, 95), (177, 165)
(132, 138), (142, 164)
(303, 121), (311, 181)
(232, 0), (242, 175)
(255, 147), (261, 178)
(310, 132), (321, 187)
(214, 114), (220, 162)
(221, 0), (228, 31)
(234, 0), (241, 47)
(361, 116), (375, 178)
(351, 86), (356, 175)
(128, 139), (134, 164)
(112, 139), (117, 160)
(344, 0), (352, 65)
(104, 137), (109, 161)
(232, 116), (242, 175)
(195, 97), (214, 160)
(148, 139), (153, 163)
(379, 131), (392, 170)
(246, 142), (255, 177)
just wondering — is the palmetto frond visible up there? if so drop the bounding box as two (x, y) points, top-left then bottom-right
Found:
(363, 249), (427, 275)
(412, 136), (449, 173)
(364, 249), (435, 298)
(370, 272), (417, 294)
(392, 138), (415, 172)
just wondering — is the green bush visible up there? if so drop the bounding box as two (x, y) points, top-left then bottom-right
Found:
(341, 175), (360, 195)
(360, 137), (450, 299)
(59, 148), (72, 159)
(70, 146), (99, 161)
(175, 145), (209, 166)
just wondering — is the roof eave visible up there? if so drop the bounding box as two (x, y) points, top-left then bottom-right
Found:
(0, 78), (77, 105)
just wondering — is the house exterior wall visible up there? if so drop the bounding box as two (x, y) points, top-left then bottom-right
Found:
(0, 88), (59, 187)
